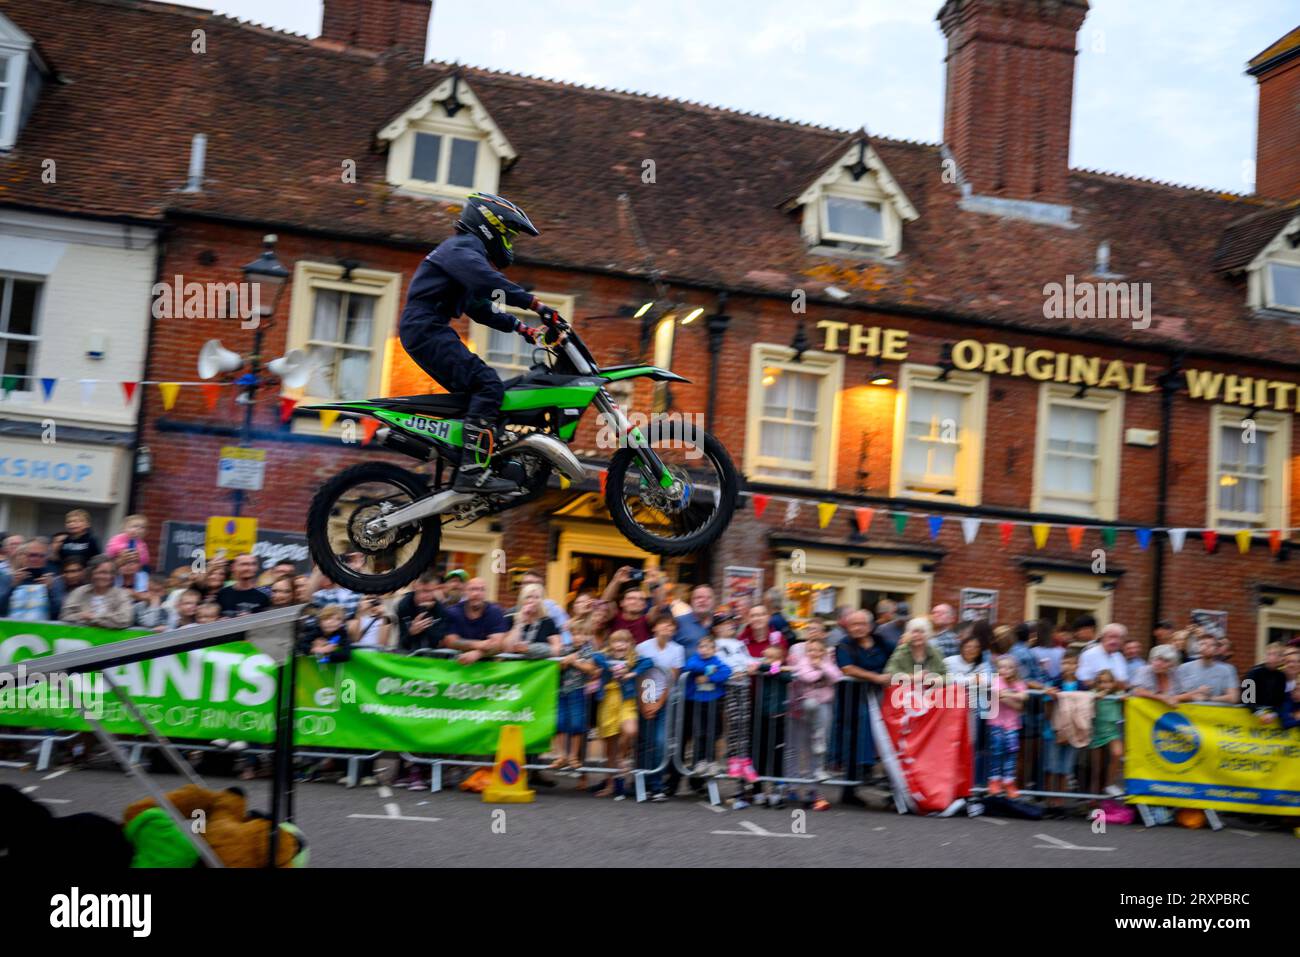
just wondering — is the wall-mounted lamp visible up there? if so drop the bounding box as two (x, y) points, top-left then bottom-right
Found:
(868, 356), (894, 386)
(790, 319), (810, 363)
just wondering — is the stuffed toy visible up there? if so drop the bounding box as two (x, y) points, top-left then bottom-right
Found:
(123, 784), (308, 868)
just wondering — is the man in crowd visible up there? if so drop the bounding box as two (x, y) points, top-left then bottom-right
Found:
(929, 603), (959, 658)
(395, 570), (447, 653)
(0, 532), (24, 587)
(441, 577), (510, 664)
(1123, 637), (1147, 674)
(602, 566), (652, 645)
(874, 599), (905, 646)
(1152, 618), (1175, 650)
(765, 586), (795, 643)
(672, 584), (716, 658)
(0, 538), (64, 621)
(217, 553), (272, 617)
(1071, 614), (1097, 649)
(1177, 635), (1239, 704)
(441, 568), (468, 606)
(824, 605), (855, 650)
(1077, 622), (1129, 689)
(1241, 641), (1288, 724)
(113, 549), (150, 601)
(835, 609), (890, 806)
(311, 557), (363, 618)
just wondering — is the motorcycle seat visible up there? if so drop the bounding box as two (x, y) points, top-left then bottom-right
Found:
(364, 393), (470, 417)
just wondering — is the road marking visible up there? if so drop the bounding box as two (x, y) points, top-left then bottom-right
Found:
(872, 826), (886, 831)
(698, 802), (726, 814)
(1229, 829), (1258, 839)
(377, 786), (393, 799)
(20, 785), (37, 794)
(385, 802), (402, 817)
(1033, 833), (1115, 852)
(42, 769), (69, 781)
(977, 816), (1007, 826)
(0, 760), (30, 769)
(710, 819), (815, 839)
(37, 798), (70, 805)
(348, 813), (443, 822)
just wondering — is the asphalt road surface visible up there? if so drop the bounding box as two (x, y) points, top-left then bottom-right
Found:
(4, 762), (1296, 867)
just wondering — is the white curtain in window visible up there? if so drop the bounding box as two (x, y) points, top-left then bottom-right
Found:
(904, 387), (961, 481)
(1045, 404), (1099, 497)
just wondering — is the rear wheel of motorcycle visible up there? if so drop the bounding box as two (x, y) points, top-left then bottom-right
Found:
(604, 423), (739, 556)
(307, 461), (442, 595)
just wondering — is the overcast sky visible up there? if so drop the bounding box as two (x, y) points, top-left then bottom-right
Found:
(178, 0), (1295, 193)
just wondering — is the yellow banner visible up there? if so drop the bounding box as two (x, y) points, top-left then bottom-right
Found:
(1124, 697), (1300, 815)
(205, 516), (258, 560)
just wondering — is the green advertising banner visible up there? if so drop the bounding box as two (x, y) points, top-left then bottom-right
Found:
(0, 619), (558, 754)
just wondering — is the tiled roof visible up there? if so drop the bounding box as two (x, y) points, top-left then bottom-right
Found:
(2, 0), (1295, 362)
(1211, 202), (1300, 272)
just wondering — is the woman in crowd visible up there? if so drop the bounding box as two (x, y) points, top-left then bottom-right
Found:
(268, 577), (296, 608)
(1130, 644), (1196, 706)
(60, 556), (134, 629)
(350, 593), (392, 650)
(944, 632), (992, 682)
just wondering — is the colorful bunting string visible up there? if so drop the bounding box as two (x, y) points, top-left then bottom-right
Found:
(817, 502), (837, 529)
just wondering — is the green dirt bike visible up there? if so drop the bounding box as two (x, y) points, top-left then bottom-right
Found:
(304, 315), (739, 594)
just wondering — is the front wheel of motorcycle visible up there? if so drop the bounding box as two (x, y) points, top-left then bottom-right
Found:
(604, 422), (739, 556)
(307, 461), (442, 595)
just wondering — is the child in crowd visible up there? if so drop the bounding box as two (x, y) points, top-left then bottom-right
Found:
(681, 635), (732, 775)
(57, 509), (100, 565)
(1043, 651), (1090, 818)
(986, 654), (1027, 797)
(787, 636), (842, 809)
(174, 588), (202, 627)
(133, 574), (176, 631)
(195, 601), (222, 624)
(307, 604), (353, 664)
(1089, 669), (1124, 797)
(553, 618), (601, 771)
(712, 613), (761, 794)
(105, 514), (150, 568)
(594, 629), (639, 799)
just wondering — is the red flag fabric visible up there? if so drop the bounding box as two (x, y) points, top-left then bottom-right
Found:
(1067, 525), (1084, 550)
(278, 396), (298, 423)
(752, 493), (770, 519)
(854, 507), (875, 534)
(1203, 530), (1218, 553)
(998, 522), (1014, 547)
(598, 470), (607, 496)
(360, 418), (381, 445)
(871, 684), (972, 815)
(121, 381), (138, 403)
(201, 383), (221, 411)
(1269, 530), (1282, 555)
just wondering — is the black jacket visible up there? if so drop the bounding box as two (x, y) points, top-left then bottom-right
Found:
(399, 233), (533, 334)
(395, 593), (447, 653)
(1242, 663), (1287, 716)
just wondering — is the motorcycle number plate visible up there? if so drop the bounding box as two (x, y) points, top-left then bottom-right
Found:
(408, 416), (452, 440)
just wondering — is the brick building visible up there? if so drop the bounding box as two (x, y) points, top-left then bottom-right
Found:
(3, 0), (1299, 669)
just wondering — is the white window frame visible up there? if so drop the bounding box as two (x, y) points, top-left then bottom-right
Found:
(795, 142), (917, 259)
(891, 363), (987, 507)
(1245, 213), (1300, 313)
(379, 76), (516, 201)
(819, 191), (888, 247)
(1206, 404), (1290, 531)
(467, 292), (575, 380)
(744, 343), (843, 489)
(284, 262), (403, 416)
(0, 271), (41, 396)
(1263, 260), (1300, 313)
(1032, 383), (1123, 520)
(1026, 572), (1114, 633)
(0, 13), (35, 151)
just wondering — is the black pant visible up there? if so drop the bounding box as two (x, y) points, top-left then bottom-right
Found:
(399, 319), (504, 422)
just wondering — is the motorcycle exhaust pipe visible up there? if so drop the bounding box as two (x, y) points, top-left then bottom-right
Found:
(375, 427), (434, 461)
(505, 432), (588, 484)
(364, 487), (475, 535)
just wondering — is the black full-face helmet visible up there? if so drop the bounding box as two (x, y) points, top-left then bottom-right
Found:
(455, 192), (539, 268)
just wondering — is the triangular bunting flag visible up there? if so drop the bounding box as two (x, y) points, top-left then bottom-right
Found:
(318, 409), (339, 430)
(1067, 525), (1084, 550)
(158, 382), (181, 411)
(279, 396), (298, 423)
(1031, 523), (1049, 549)
(79, 379), (96, 405)
(1167, 528), (1187, 553)
(1135, 528), (1152, 550)
(201, 383), (221, 411)
(1203, 530), (1218, 553)
(1235, 529), (1252, 554)
(40, 378), (56, 401)
(784, 500), (800, 524)
(121, 381), (138, 403)
(854, 507), (874, 535)
(558, 474), (571, 490)
(817, 502), (837, 529)
(752, 494), (770, 519)
(360, 418), (381, 446)
(1269, 530), (1282, 555)
(1, 375), (16, 395)
(961, 517), (980, 544)
(927, 515), (943, 540)
(1101, 527), (1116, 548)
(892, 511), (908, 535)
(998, 522), (1014, 547)
(598, 470), (607, 495)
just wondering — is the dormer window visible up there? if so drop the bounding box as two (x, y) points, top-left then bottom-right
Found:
(793, 134), (917, 259)
(0, 12), (44, 151)
(1264, 260), (1300, 312)
(379, 74), (516, 200)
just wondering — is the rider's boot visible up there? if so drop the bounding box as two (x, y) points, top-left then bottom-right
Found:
(453, 418), (519, 494)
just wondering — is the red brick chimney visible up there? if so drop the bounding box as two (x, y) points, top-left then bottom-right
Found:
(320, 0), (432, 58)
(1248, 27), (1300, 201)
(938, 0), (1088, 206)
